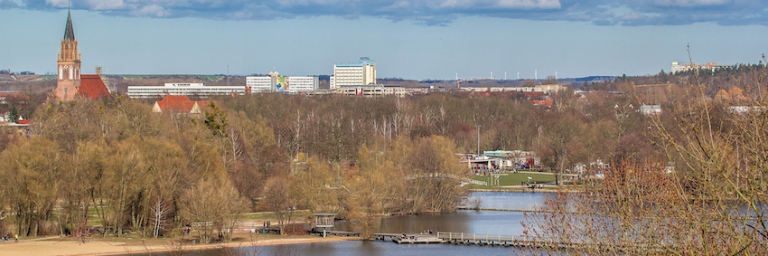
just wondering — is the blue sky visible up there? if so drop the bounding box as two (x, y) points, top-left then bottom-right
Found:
(1, 0), (768, 80)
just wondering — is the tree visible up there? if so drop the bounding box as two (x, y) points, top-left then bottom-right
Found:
(289, 159), (338, 215)
(344, 144), (402, 239)
(536, 111), (582, 185)
(7, 106), (18, 124)
(0, 137), (63, 236)
(405, 136), (468, 212)
(180, 178), (245, 243)
(261, 177), (295, 235)
(523, 79), (536, 87)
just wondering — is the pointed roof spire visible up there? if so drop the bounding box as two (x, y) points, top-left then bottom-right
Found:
(63, 3), (75, 41)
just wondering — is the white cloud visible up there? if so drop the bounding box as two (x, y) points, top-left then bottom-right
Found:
(45, 0), (69, 8)
(620, 11), (646, 21)
(438, 0), (560, 9)
(654, 0), (730, 7)
(27, 0), (768, 26)
(496, 0), (560, 9)
(86, 0), (125, 10)
(130, 4), (169, 17)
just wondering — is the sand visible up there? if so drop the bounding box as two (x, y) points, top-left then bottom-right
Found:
(0, 236), (356, 256)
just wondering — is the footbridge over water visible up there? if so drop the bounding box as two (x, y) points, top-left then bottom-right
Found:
(325, 231), (666, 252)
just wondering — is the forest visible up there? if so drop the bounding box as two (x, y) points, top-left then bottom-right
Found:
(0, 64), (765, 253)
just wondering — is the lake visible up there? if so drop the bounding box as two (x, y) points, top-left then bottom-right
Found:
(129, 191), (550, 256)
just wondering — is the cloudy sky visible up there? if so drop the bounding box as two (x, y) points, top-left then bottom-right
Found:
(1, 0), (767, 79)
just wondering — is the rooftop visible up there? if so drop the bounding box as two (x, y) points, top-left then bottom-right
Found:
(335, 59), (375, 67)
(79, 75), (110, 99)
(64, 10), (75, 41)
(154, 95), (198, 113)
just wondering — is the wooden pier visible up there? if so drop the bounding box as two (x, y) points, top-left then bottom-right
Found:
(437, 232), (534, 246)
(323, 230), (665, 252)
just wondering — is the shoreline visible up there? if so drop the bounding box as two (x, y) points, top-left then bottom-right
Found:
(468, 187), (582, 193)
(0, 235), (358, 256)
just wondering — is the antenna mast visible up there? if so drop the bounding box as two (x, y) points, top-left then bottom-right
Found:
(455, 73), (460, 90)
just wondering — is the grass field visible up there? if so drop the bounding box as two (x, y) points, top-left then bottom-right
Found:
(470, 172), (557, 189)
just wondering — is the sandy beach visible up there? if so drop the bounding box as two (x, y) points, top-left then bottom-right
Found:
(0, 235), (357, 256)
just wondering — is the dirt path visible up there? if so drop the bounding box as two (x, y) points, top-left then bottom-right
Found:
(0, 236), (356, 256)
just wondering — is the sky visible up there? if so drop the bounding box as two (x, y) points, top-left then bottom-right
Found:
(1, 0), (768, 80)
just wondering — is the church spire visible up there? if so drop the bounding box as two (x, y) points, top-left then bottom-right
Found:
(63, 6), (75, 41)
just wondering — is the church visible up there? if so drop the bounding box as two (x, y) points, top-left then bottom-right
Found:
(54, 9), (110, 101)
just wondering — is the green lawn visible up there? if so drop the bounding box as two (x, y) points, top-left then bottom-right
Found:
(471, 172), (557, 188)
(241, 210), (311, 220)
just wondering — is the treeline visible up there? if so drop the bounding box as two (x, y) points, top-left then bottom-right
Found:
(0, 95), (471, 241)
(0, 80), (682, 240)
(584, 62), (768, 95)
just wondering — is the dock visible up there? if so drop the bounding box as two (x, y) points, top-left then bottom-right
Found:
(323, 230), (667, 252)
(392, 234), (443, 244)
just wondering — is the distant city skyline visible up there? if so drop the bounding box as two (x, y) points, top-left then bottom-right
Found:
(2, 1), (768, 80)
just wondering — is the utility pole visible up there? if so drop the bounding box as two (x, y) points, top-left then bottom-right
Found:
(476, 125), (481, 156)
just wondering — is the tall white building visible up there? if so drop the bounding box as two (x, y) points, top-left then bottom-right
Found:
(331, 57), (376, 88)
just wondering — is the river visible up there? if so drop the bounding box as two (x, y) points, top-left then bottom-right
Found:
(132, 191), (549, 256)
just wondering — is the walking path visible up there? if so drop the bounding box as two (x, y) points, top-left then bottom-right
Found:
(0, 235), (355, 256)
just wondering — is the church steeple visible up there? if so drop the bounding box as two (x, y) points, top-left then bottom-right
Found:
(63, 10), (75, 41)
(55, 5), (81, 101)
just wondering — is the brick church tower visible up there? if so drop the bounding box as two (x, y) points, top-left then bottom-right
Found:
(55, 9), (81, 101)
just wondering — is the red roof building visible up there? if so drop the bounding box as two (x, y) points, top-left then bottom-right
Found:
(152, 95), (203, 114)
(532, 99), (553, 107)
(53, 10), (111, 101)
(78, 74), (110, 99)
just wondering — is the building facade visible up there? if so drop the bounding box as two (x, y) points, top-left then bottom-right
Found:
(287, 76), (319, 93)
(127, 83), (246, 99)
(246, 72), (319, 93)
(331, 57), (376, 88)
(335, 85), (405, 97)
(246, 76), (273, 93)
(671, 61), (724, 74)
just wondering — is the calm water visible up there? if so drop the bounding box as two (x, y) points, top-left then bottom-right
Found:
(127, 192), (549, 256)
(466, 191), (546, 211)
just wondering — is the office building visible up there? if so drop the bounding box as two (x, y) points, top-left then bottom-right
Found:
(246, 72), (319, 93)
(331, 57), (376, 88)
(127, 83), (246, 99)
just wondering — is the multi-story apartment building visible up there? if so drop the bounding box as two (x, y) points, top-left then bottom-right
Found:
(331, 57), (376, 88)
(246, 72), (319, 93)
(246, 76), (273, 93)
(287, 76), (319, 93)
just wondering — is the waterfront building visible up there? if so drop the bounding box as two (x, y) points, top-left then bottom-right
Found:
(127, 83), (246, 99)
